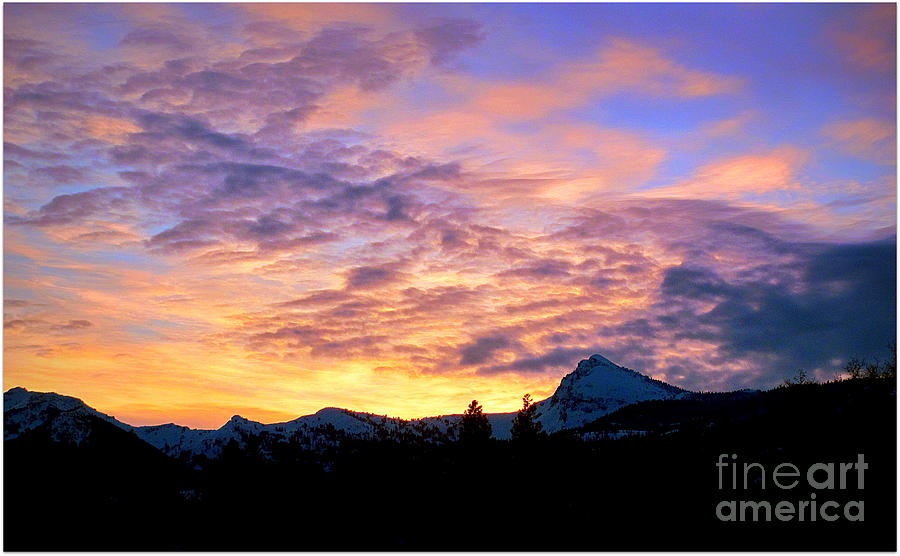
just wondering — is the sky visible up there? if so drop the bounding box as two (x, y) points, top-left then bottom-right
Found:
(4, 2), (896, 428)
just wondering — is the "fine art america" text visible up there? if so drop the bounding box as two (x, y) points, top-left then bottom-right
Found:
(715, 454), (867, 522)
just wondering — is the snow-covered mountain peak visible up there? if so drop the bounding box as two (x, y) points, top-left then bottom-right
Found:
(5, 387), (86, 413)
(575, 353), (620, 373)
(217, 414), (265, 436)
(536, 354), (686, 432)
(314, 407), (346, 416)
(4, 387), (129, 443)
(5, 386), (30, 403)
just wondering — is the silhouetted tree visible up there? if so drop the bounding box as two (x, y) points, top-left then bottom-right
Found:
(883, 343), (896, 379)
(842, 346), (896, 381)
(864, 359), (882, 379)
(510, 394), (543, 442)
(844, 357), (865, 379)
(780, 369), (817, 388)
(459, 399), (492, 443)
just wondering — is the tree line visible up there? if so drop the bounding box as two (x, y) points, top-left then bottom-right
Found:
(780, 343), (896, 388)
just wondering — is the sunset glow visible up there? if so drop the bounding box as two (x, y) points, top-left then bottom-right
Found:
(4, 3), (896, 428)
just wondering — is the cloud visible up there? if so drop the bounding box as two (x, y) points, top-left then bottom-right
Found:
(641, 146), (808, 200)
(276, 289), (356, 308)
(32, 165), (87, 184)
(50, 319), (94, 332)
(310, 334), (389, 358)
(120, 27), (191, 50)
(16, 187), (133, 227)
(4, 299), (35, 308)
(830, 4), (896, 71)
(472, 38), (742, 122)
(478, 347), (591, 375)
(135, 111), (248, 151)
(378, 37), (735, 194)
(661, 265), (736, 301)
(4, 319), (44, 330)
(4, 37), (59, 72)
(239, 3), (395, 32)
(459, 335), (512, 366)
(4, 142), (66, 161)
(650, 239), (896, 387)
(414, 18), (484, 65)
(823, 118), (895, 165)
(345, 263), (407, 290)
(700, 111), (756, 138)
(498, 258), (572, 281)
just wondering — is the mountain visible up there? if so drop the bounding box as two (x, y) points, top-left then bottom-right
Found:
(417, 353), (685, 438)
(4, 353), (689, 456)
(4, 386), (132, 444)
(131, 407), (457, 459)
(534, 353), (687, 431)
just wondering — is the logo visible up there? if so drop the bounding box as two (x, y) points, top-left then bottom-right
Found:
(715, 453), (866, 522)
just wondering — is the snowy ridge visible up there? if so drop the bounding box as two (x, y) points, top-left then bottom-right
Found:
(131, 407), (461, 459)
(131, 423), (215, 457)
(4, 386), (131, 444)
(5, 353), (691, 455)
(132, 408), (387, 459)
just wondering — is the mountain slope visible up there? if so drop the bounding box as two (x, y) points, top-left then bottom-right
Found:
(4, 386), (132, 444)
(132, 408), (401, 459)
(418, 354), (685, 437)
(535, 353), (687, 431)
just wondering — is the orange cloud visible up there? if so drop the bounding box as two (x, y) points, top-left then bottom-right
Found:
(642, 146), (808, 200)
(240, 3), (395, 33)
(541, 125), (667, 200)
(823, 118), (896, 165)
(572, 38), (743, 97)
(700, 110), (757, 138)
(831, 4), (896, 71)
(470, 38), (742, 123)
(374, 37), (736, 203)
(85, 116), (141, 142)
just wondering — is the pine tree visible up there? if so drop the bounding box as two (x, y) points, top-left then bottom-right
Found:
(459, 399), (492, 443)
(510, 393), (543, 442)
